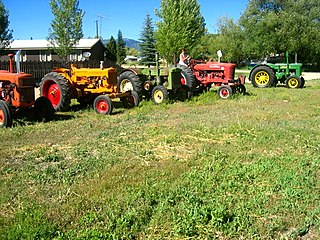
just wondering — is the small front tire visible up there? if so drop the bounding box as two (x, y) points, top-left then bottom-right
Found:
(285, 75), (302, 89)
(93, 95), (113, 115)
(218, 85), (233, 99)
(151, 85), (168, 104)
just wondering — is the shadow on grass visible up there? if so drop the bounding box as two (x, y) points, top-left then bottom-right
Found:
(11, 110), (75, 127)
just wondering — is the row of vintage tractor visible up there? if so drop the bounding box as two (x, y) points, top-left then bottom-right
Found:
(0, 50), (305, 128)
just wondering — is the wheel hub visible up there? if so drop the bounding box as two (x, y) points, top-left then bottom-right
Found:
(221, 89), (230, 97)
(288, 78), (298, 88)
(97, 100), (108, 113)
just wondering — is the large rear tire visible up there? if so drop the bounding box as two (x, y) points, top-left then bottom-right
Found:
(178, 64), (196, 97)
(250, 66), (275, 88)
(118, 71), (143, 96)
(0, 100), (12, 128)
(40, 72), (71, 111)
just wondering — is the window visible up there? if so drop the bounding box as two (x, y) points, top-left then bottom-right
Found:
(39, 51), (51, 62)
(69, 50), (82, 61)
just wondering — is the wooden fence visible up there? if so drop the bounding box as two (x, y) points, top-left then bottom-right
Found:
(0, 60), (117, 82)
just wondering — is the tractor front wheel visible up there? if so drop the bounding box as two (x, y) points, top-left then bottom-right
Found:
(121, 91), (140, 108)
(151, 85), (168, 104)
(236, 84), (246, 95)
(34, 96), (55, 122)
(250, 66), (275, 88)
(285, 75), (302, 89)
(218, 85), (233, 99)
(40, 72), (71, 111)
(0, 100), (12, 128)
(93, 95), (113, 115)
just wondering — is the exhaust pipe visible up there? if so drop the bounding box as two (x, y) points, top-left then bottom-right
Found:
(15, 49), (21, 73)
(8, 54), (14, 73)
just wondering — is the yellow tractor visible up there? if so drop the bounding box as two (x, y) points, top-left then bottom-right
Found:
(40, 64), (139, 114)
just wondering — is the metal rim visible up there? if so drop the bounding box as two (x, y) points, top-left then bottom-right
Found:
(43, 80), (61, 108)
(153, 89), (164, 104)
(288, 77), (299, 88)
(219, 87), (231, 99)
(0, 108), (4, 126)
(181, 74), (187, 85)
(255, 71), (270, 85)
(95, 99), (109, 114)
(120, 79), (133, 92)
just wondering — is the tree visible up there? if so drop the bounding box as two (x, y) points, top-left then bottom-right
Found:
(106, 36), (117, 62)
(216, 17), (245, 63)
(116, 30), (126, 65)
(239, 0), (320, 63)
(155, 0), (206, 64)
(139, 13), (156, 66)
(48, 0), (84, 61)
(0, 0), (12, 53)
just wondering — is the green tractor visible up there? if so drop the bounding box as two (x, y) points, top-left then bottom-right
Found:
(249, 51), (305, 88)
(118, 56), (191, 104)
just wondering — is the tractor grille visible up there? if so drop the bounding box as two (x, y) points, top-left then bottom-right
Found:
(107, 69), (117, 85)
(170, 68), (183, 87)
(18, 76), (35, 86)
(17, 87), (35, 102)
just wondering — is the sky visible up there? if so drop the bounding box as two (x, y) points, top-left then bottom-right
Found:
(3, 0), (249, 41)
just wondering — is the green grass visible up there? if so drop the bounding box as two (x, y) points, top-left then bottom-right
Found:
(1, 81), (320, 239)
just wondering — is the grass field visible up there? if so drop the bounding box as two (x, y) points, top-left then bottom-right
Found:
(1, 81), (319, 239)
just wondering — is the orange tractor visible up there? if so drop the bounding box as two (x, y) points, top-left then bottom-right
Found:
(40, 62), (139, 115)
(0, 53), (54, 128)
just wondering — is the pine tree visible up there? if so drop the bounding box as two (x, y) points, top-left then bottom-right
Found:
(47, 0), (84, 61)
(139, 14), (156, 66)
(106, 36), (117, 62)
(0, 0), (12, 53)
(155, 0), (206, 64)
(116, 30), (126, 65)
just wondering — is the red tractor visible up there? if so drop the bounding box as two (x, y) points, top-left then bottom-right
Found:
(179, 59), (246, 99)
(0, 53), (54, 128)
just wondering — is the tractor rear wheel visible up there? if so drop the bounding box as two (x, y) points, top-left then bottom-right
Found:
(151, 85), (168, 104)
(250, 66), (275, 88)
(218, 85), (233, 99)
(34, 96), (55, 122)
(178, 64), (196, 97)
(0, 100), (12, 128)
(118, 71), (143, 96)
(93, 95), (113, 115)
(285, 75), (302, 89)
(40, 72), (71, 111)
(121, 91), (140, 108)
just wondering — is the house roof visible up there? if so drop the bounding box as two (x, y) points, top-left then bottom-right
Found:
(8, 39), (103, 50)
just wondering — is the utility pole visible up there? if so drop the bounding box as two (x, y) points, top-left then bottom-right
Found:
(96, 14), (108, 39)
(95, 20), (99, 38)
